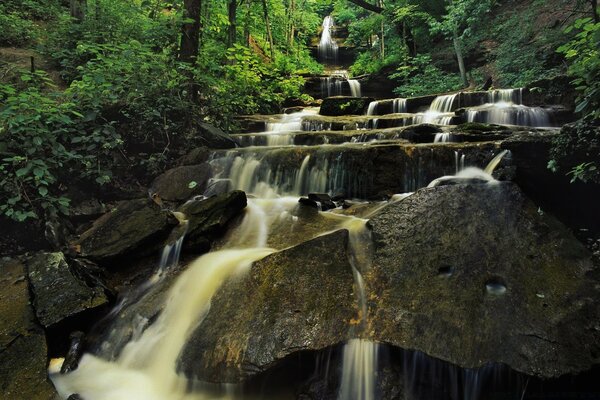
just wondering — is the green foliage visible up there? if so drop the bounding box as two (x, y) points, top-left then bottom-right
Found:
(391, 54), (463, 97)
(0, 71), (102, 221)
(196, 44), (309, 129)
(490, 3), (563, 87)
(558, 18), (600, 119)
(549, 119), (600, 184)
(0, 4), (37, 46)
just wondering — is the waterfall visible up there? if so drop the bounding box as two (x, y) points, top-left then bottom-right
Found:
(348, 79), (362, 97)
(209, 149), (369, 199)
(366, 101), (378, 116)
(467, 88), (551, 127)
(319, 16), (338, 61)
(263, 108), (319, 146)
(322, 70), (362, 98)
(335, 216), (379, 400)
(393, 98), (407, 113)
(430, 94), (459, 112)
(338, 339), (379, 400)
(413, 93), (458, 125)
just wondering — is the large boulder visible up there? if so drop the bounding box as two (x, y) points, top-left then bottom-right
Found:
(178, 190), (248, 253)
(150, 163), (212, 203)
(178, 230), (356, 382)
(319, 97), (375, 116)
(75, 198), (176, 262)
(366, 182), (599, 378)
(25, 252), (109, 329)
(0, 258), (57, 399)
(197, 122), (238, 149)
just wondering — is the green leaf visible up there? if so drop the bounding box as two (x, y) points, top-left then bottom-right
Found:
(188, 181), (198, 189)
(38, 186), (48, 197)
(15, 167), (29, 177)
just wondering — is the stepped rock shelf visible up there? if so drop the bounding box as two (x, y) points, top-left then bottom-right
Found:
(5, 81), (598, 400)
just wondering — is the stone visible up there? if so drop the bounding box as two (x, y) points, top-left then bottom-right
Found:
(150, 163), (212, 203)
(179, 230), (356, 382)
(76, 198), (177, 262)
(398, 124), (442, 143)
(26, 252), (109, 329)
(176, 147), (211, 166)
(0, 258), (58, 400)
(319, 97), (375, 116)
(178, 190), (248, 253)
(197, 122), (238, 149)
(367, 183), (599, 378)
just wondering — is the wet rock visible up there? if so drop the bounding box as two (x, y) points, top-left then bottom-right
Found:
(68, 199), (107, 225)
(26, 252), (109, 329)
(299, 193), (337, 211)
(398, 124), (442, 143)
(61, 331), (85, 374)
(178, 190), (247, 253)
(367, 182), (599, 378)
(0, 258), (58, 399)
(179, 230), (356, 382)
(319, 97), (375, 116)
(150, 164), (212, 203)
(197, 122), (238, 149)
(176, 147), (211, 166)
(76, 198), (177, 262)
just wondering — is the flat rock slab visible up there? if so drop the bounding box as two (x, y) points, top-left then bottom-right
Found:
(367, 182), (599, 378)
(0, 258), (57, 399)
(179, 230), (356, 383)
(76, 198), (176, 262)
(26, 252), (109, 328)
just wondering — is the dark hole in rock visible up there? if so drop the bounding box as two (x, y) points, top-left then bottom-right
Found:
(485, 277), (507, 295)
(438, 265), (454, 277)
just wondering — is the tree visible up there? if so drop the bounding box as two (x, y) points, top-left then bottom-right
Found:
(179, 0), (201, 63)
(431, 0), (495, 87)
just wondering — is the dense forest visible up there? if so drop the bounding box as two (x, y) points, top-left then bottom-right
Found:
(0, 0), (598, 226)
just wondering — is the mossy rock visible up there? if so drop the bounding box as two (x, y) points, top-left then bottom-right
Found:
(319, 96), (374, 116)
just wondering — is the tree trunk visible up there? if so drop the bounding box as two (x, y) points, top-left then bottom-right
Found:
(70, 0), (86, 22)
(179, 0), (201, 63)
(452, 29), (468, 87)
(228, 0), (237, 47)
(261, 0), (275, 59)
(243, 0), (251, 45)
(380, 15), (385, 59)
(591, 0), (599, 22)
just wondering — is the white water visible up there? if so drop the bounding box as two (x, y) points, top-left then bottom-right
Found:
(51, 247), (273, 400)
(263, 108), (319, 146)
(467, 89), (551, 127)
(338, 339), (379, 400)
(322, 70), (362, 98)
(319, 16), (338, 61)
(413, 94), (458, 125)
(393, 98), (407, 113)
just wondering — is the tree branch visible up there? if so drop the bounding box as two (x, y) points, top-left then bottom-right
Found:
(347, 0), (383, 14)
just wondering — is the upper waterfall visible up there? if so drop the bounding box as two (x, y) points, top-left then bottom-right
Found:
(318, 16), (338, 62)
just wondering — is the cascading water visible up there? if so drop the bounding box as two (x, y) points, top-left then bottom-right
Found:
(467, 88), (551, 127)
(319, 16), (338, 61)
(322, 70), (362, 98)
(413, 94), (458, 125)
(393, 98), (407, 113)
